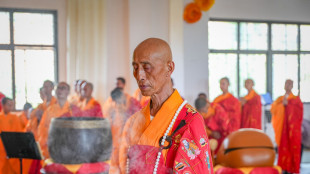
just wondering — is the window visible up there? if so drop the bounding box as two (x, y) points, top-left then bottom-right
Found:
(208, 20), (310, 102)
(0, 9), (58, 109)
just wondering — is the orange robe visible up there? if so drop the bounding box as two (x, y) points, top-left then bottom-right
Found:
(79, 97), (103, 117)
(106, 95), (141, 173)
(241, 90), (262, 129)
(204, 103), (229, 154)
(18, 112), (29, 130)
(0, 111), (32, 174)
(213, 93), (241, 133)
(26, 96), (57, 140)
(271, 93), (303, 173)
(37, 101), (73, 159)
(116, 90), (213, 174)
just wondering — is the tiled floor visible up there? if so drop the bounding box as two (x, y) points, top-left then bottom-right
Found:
(301, 148), (310, 174)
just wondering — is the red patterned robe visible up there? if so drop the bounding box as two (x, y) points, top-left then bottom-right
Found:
(241, 90), (262, 129)
(272, 93), (303, 173)
(115, 90), (213, 174)
(213, 93), (241, 133)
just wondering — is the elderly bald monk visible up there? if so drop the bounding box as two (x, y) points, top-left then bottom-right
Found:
(213, 77), (241, 133)
(0, 98), (32, 174)
(271, 79), (303, 174)
(240, 79), (262, 129)
(38, 82), (79, 159)
(112, 38), (213, 174)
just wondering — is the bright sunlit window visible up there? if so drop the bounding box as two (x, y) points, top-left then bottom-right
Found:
(208, 20), (310, 102)
(0, 9), (57, 109)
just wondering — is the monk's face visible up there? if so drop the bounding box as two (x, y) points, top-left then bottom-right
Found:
(116, 80), (125, 90)
(284, 80), (293, 92)
(81, 84), (92, 98)
(132, 40), (174, 96)
(40, 89), (46, 101)
(3, 100), (14, 113)
(220, 79), (229, 93)
(43, 81), (54, 96)
(244, 79), (254, 91)
(56, 83), (70, 100)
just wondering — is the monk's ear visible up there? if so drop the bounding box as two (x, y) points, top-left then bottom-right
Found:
(167, 61), (175, 75)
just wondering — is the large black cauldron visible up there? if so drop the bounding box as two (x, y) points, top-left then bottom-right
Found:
(48, 117), (112, 164)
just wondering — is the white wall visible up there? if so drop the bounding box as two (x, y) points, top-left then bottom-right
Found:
(209, 0), (310, 22)
(0, 0), (67, 82)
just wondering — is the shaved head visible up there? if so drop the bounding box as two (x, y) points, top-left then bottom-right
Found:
(134, 38), (172, 63)
(285, 79), (293, 93)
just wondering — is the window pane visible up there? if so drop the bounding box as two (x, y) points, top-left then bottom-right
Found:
(240, 22), (268, 50)
(272, 54), (298, 100)
(0, 50), (12, 98)
(239, 54), (267, 97)
(301, 25), (310, 51)
(209, 21), (237, 50)
(209, 53), (238, 101)
(272, 24), (298, 51)
(0, 12), (10, 44)
(15, 49), (55, 109)
(14, 12), (54, 45)
(300, 54), (310, 102)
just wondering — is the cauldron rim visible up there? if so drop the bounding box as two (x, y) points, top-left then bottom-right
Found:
(53, 117), (106, 121)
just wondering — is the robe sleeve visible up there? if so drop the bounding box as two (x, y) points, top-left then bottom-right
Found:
(172, 115), (214, 173)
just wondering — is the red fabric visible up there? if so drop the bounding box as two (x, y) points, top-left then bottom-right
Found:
(241, 94), (262, 129)
(77, 162), (109, 174)
(165, 104), (213, 173)
(28, 160), (42, 174)
(43, 161), (109, 174)
(0, 92), (5, 112)
(205, 103), (229, 153)
(126, 104), (213, 173)
(214, 95), (241, 133)
(249, 167), (280, 174)
(215, 167), (243, 174)
(128, 145), (171, 174)
(277, 96), (303, 173)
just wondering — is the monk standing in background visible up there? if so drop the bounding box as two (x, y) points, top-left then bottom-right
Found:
(38, 82), (77, 159)
(68, 79), (82, 105)
(240, 79), (262, 129)
(113, 38), (213, 173)
(19, 103), (32, 130)
(79, 82), (103, 117)
(271, 79), (303, 174)
(195, 96), (229, 154)
(0, 98), (32, 174)
(213, 77), (241, 133)
(107, 88), (141, 173)
(27, 80), (57, 139)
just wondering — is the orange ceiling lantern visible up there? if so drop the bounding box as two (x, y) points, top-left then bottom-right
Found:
(183, 2), (202, 24)
(194, 0), (215, 11)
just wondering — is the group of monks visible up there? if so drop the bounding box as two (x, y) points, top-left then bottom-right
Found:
(194, 77), (303, 173)
(0, 38), (305, 174)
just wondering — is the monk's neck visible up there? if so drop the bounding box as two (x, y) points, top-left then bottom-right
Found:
(222, 91), (229, 95)
(285, 91), (291, 96)
(58, 99), (67, 108)
(247, 88), (253, 94)
(86, 97), (92, 104)
(46, 94), (52, 102)
(150, 87), (174, 116)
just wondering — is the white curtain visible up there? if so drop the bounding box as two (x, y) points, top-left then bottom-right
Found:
(67, 0), (108, 105)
